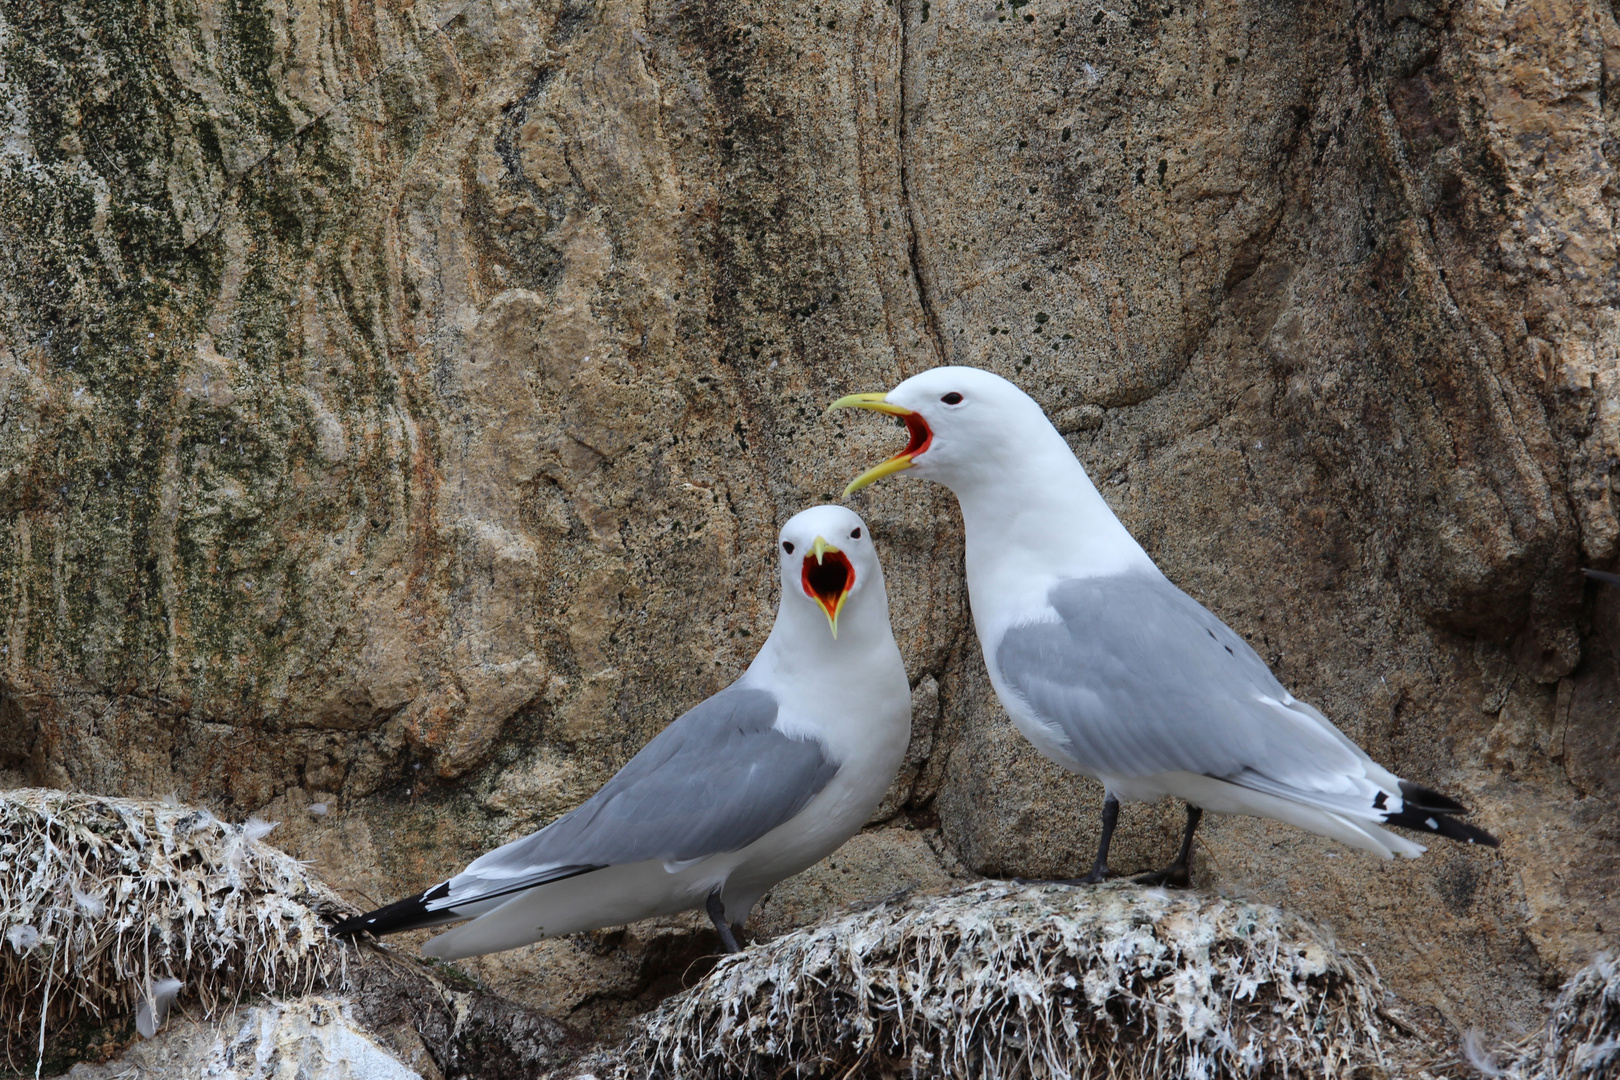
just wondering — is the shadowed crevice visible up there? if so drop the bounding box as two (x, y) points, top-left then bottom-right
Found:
(895, 0), (947, 373)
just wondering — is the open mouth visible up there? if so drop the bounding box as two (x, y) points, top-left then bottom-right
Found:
(802, 547), (856, 637)
(827, 394), (933, 495)
(894, 412), (932, 459)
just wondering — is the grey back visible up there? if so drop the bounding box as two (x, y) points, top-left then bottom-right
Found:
(445, 684), (838, 904)
(996, 574), (1361, 785)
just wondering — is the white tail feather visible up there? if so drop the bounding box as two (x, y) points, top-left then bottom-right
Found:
(1154, 772), (1427, 859)
(423, 860), (711, 961)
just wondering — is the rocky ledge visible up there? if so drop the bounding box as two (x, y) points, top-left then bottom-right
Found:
(5, 790), (1617, 1079)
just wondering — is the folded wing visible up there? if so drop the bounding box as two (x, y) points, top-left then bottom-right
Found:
(996, 574), (1393, 808)
(336, 684), (838, 935)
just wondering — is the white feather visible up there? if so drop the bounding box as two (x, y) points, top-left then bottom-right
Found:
(135, 977), (183, 1038)
(1462, 1028), (1503, 1077)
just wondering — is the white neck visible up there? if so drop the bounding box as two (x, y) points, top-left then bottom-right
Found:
(745, 578), (900, 695)
(921, 420), (1159, 651)
(945, 425), (1155, 587)
(741, 575), (907, 764)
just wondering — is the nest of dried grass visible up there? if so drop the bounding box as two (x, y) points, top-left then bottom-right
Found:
(0, 789), (351, 1071)
(1497, 952), (1619, 1079)
(610, 880), (1390, 1080)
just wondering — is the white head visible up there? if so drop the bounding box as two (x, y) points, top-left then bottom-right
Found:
(775, 504), (887, 639)
(829, 366), (1073, 498)
(828, 367), (1153, 581)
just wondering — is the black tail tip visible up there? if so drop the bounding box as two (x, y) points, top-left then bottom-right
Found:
(1397, 780), (1469, 815)
(1384, 804), (1500, 848)
(330, 914), (373, 936)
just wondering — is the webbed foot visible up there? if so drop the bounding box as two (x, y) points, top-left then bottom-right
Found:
(1131, 863), (1190, 888)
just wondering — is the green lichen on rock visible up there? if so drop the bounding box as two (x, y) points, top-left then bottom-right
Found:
(1, 0), (1617, 1048)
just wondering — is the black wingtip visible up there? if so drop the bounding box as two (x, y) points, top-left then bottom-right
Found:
(332, 882), (451, 937)
(1583, 568), (1620, 588)
(1383, 803), (1500, 848)
(331, 913), (373, 936)
(1397, 780), (1469, 815)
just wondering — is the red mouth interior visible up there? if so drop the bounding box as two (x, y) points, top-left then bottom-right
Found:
(802, 549), (856, 609)
(891, 412), (932, 461)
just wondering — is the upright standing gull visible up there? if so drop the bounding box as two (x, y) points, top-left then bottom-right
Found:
(335, 504), (911, 957)
(831, 367), (1496, 885)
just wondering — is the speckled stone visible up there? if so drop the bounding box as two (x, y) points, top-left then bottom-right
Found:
(2, 0), (1616, 1049)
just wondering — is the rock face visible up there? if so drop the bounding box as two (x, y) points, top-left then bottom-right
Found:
(62, 999), (428, 1080)
(0, 0), (1615, 1047)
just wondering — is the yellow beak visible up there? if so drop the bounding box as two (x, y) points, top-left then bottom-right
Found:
(828, 392), (928, 496)
(827, 392), (912, 417)
(810, 535), (838, 564)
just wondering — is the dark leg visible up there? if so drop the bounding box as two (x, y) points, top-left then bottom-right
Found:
(1075, 794), (1120, 884)
(1012, 794), (1119, 886)
(705, 885), (742, 954)
(1133, 804), (1202, 888)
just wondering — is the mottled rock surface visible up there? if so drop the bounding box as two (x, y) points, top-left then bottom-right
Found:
(62, 998), (428, 1080)
(1, 0), (1616, 1053)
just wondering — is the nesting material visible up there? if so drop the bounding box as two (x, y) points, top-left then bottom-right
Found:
(624, 881), (1390, 1080)
(0, 789), (351, 1068)
(1505, 952), (1619, 1079)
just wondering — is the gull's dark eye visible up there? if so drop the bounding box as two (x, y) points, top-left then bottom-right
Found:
(941, 392), (964, 405)
(782, 541), (795, 554)
(850, 527), (862, 539)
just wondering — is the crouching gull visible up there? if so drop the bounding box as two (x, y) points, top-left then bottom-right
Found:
(831, 367), (1497, 885)
(335, 504), (911, 957)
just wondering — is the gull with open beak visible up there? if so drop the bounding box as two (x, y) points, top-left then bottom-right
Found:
(806, 534), (856, 636)
(832, 366), (1497, 886)
(335, 504), (910, 957)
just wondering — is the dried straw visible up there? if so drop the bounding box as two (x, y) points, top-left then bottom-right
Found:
(0, 789), (351, 1070)
(1499, 952), (1619, 1079)
(616, 880), (1392, 1080)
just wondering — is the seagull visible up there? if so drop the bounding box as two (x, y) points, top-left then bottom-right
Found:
(831, 366), (1497, 885)
(335, 504), (911, 957)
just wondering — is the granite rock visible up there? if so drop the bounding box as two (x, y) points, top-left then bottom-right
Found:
(1, 0), (1616, 1047)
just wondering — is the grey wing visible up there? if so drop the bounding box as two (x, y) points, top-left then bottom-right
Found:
(996, 574), (1369, 793)
(433, 684), (838, 911)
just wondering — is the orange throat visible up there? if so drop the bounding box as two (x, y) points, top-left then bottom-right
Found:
(802, 550), (856, 633)
(891, 411), (932, 464)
